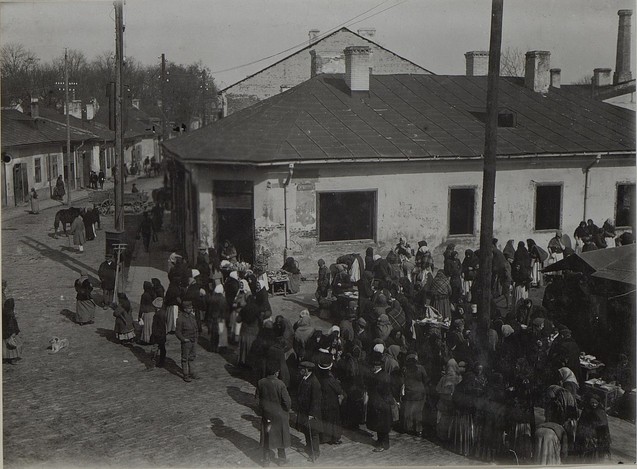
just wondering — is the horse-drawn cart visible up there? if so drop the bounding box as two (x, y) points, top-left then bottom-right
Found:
(88, 190), (153, 214)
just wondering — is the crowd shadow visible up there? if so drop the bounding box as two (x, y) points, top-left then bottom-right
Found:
(21, 236), (99, 277)
(227, 385), (258, 411)
(59, 308), (76, 323)
(209, 417), (262, 466)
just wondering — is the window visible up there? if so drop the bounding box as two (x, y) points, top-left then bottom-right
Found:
(449, 188), (475, 235)
(51, 157), (58, 179)
(535, 184), (562, 230)
(616, 183), (635, 227)
(318, 191), (376, 242)
(34, 158), (42, 183)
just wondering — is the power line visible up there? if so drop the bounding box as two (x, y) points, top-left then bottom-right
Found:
(209, 0), (408, 75)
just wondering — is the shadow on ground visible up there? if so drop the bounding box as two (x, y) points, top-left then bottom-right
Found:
(209, 417), (263, 467)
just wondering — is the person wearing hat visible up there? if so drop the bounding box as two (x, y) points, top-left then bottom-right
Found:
(183, 269), (206, 333)
(317, 353), (345, 445)
(98, 254), (117, 308)
(113, 293), (135, 345)
(150, 297), (167, 367)
(296, 361), (322, 462)
(136, 211), (154, 253)
(175, 300), (199, 382)
(548, 326), (581, 383)
(138, 281), (156, 344)
(257, 360), (292, 466)
(365, 352), (393, 452)
(353, 317), (372, 354)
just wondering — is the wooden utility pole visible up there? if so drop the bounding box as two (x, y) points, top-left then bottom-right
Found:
(114, 0), (125, 231)
(201, 68), (207, 127)
(477, 0), (504, 344)
(64, 48), (71, 205)
(160, 53), (166, 140)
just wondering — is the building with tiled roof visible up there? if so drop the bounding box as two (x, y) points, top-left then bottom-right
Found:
(164, 46), (635, 270)
(219, 27), (433, 117)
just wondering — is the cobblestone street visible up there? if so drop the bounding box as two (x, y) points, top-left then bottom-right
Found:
(1, 176), (483, 468)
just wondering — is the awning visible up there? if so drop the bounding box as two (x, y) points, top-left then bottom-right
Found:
(543, 244), (636, 285)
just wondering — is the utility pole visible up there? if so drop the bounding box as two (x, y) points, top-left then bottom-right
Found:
(64, 48), (72, 205)
(114, 0), (125, 231)
(477, 0), (504, 347)
(201, 68), (207, 127)
(160, 53), (167, 141)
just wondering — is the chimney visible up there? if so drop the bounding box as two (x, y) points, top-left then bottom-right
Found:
(524, 51), (551, 93)
(465, 51), (489, 76)
(593, 68), (612, 87)
(357, 28), (376, 39)
(309, 29), (320, 45)
(614, 9), (633, 84)
(30, 98), (39, 119)
(65, 100), (82, 119)
(550, 68), (561, 88)
(84, 102), (95, 121)
(310, 50), (345, 77)
(132, 98), (140, 110)
(345, 46), (371, 94)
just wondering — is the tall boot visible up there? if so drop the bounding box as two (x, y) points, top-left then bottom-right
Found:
(182, 361), (191, 382)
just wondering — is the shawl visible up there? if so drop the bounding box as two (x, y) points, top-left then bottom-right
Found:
(436, 359), (463, 394)
(294, 316), (315, 344)
(503, 240), (516, 261)
(558, 367), (579, 386)
(431, 271), (451, 296)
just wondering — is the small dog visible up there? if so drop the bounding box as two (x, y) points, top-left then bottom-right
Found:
(49, 337), (69, 354)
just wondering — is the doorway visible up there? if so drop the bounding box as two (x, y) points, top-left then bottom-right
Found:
(214, 180), (254, 264)
(12, 163), (28, 206)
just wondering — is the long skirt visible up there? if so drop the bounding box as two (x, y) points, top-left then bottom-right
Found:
(432, 296), (452, 321)
(30, 197), (39, 213)
(76, 299), (95, 323)
(462, 279), (473, 298)
(436, 410), (454, 441)
(341, 390), (365, 427)
(451, 411), (476, 456)
(513, 284), (528, 304)
(238, 332), (257, 366)
(320, 406), (342, 443)
(140, 311), (155, 343)
(116, 330), (136, 341)
(510, 422), (533, 461)
(288, 273), (301, 294)
(166, 305), (178, 333)
(217, 319), (229, 348)
(400, 399), (425, 433)
(2, 336), (23, 359)
(531, 262), (542, 287)
(534, 427), (562, 465)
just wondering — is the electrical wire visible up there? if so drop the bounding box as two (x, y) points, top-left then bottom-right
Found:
(209, 0), (409, 75)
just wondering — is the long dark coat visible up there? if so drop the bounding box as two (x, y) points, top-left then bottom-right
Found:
(266, 343), (291, 388)
(296, 373), (323, 433)
(258, 375), (292, 450)
(70, 215), (86, 246)
(98, 261), (116, 290)
(317, 369), (344, 442)
(365, 368), (393, 434)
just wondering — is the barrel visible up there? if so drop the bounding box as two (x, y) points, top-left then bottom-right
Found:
(105, 230), (126, 257)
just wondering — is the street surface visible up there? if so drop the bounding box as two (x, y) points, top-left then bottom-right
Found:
(2, 175), (634, 467)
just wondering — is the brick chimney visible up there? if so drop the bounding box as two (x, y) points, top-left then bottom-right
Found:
(345, 46), (371, 94)
(550, 68), (561, 88)
(524, 51), (551, 93)
(310, 50), (345, 77)
(465, 51), (489, 76)
(85, 102), (95, 121)
(593, 68), (612, 87)
(614, 9), (633, 84)
(309, 29), (320, 45)
(65, 100), (82, 119)
(357, 28), (376, 39)
(30, 98), (39, 119)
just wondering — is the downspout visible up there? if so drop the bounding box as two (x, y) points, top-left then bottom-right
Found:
(282, 163), (295, 261)
(583, 154), (602, 221)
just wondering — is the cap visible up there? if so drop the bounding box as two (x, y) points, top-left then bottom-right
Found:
(299, 361), (315, 369)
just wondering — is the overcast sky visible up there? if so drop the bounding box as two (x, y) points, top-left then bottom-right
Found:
(1, 0), (635, 88)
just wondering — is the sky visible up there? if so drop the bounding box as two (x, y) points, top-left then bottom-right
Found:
(1, 0), (636, 89)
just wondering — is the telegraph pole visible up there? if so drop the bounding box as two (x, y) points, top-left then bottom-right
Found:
(114, 0), (125, 231)
(64, 48), (71, 205)
(160, 53), (166, 139)
(477, 0), (504, 346)
(201, 68), (207, 126)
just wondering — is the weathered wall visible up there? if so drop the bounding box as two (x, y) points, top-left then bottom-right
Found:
(224, 29), (429, 116)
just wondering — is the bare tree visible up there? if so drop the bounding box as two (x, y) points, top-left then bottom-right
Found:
(500, 46), (525, 77)
(0, 42), (39, 76)
(573, 74), (593, 85)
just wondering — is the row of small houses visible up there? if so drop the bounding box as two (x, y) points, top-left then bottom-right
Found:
(0, 99), (161, 207)
(163, 43), (636, 272)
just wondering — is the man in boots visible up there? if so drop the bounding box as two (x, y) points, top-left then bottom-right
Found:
(175, 300), (199, 382)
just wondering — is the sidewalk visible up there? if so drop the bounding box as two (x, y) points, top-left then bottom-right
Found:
(0, 174), (142, 223)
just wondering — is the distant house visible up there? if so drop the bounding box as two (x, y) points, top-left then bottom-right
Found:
(164, 46), (635, 272)
(219, 27), (433, 117)
(1, 101), (102, 207)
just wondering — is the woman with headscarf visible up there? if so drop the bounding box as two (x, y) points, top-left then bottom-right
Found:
(316, 259), (330, 301)
(430, 271), (452, 321)
(375, 314), (393, 342)
(151, 278), (165, 300)
(574, 393), (611, 461)
(29, 187), (39, 214)
(436, 358), (463, 442)
(503, 240), (516, 264)
(138, 281), (156, 344)
(545, 384), (578, 450)
(444, 249), (463, 304)
(281, 257), (301, 294)
(113, 293), (135, 345)
(207, 284), (228, 352)
(364, 247), (375, 272)
(221, 240), (238, 263)
(461, 249), (478, 302)
(372, 254), (392, 290)
(400, 353), (429, 436)
(534, 421), (569, 465)
(334, 342), (366, 429)
(2, 298), (23, 364)
(293, 313), (315, 362)
(527, 238), (547, 288)
(74, 272), (95, 326)
(254, 279), (272, 322)
(149, 297), (167, 367)
(357, 270), (375, 319)
(450, 362), (486, 456)
(164, 279), (181, 334)
(274, 315), (294, 356)
(512, 241), (532, 304)
(558, 367), (580, 398)
(237, 295), (260, 368)
(574, 221), (591, 254)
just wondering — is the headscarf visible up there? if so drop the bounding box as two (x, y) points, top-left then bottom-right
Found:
(377, 313), (390, 325)
(229, 271), (239, 281)
(431, 270), (451, 296)
(214, 284), (224, 294)
(501, 324), (515, 338)
(257, 279), (267, 291)
(387, 344), (401, 360)
(168, 252), (181, 265)
(373, 343), (385, 353)
(373, 254), (381, 261)
(329, 325), (340, 335)
(436, 358), (463, 394)
(503, 240), (516, 261)
(558, 367), (579, 386)
(294, 316), (314, 343)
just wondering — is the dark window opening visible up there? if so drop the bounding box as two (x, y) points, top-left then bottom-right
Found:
(34, 158), (42, 183)
(616, 184), (635, 227)
(535, 184), (562, 230)
(449, 188), (475, 235)
(319, 191), (376, 242)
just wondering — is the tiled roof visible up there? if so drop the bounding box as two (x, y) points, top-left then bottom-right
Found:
(219, 27), (434, 93)
(163, 74), (636, 164)
(93, 105), (158, 140)
(38, 108), (114, 141)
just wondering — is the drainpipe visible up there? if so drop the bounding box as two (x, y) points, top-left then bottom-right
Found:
(282, 163), (295, 261)
(583, 154), (602, 221)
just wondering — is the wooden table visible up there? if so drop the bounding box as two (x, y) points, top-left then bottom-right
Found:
(269, 278), (288, 296)
(580, 360), (605, 381)
(584, 380), (621, 411)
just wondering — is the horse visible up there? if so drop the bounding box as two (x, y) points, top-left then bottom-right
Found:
(152, 187), (171, 210)
(53, 207), (82, 237)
